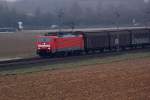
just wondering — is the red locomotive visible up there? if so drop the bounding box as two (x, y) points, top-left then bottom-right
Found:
(36, 32), (84, 57)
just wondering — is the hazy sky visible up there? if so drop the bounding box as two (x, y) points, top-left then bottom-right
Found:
(144, 0), (149, 3)
(4, 0), (17, 2)
(3, 0), (149, 3)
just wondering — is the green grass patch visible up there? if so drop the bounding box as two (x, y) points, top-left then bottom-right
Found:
(1, 51), (150, 75)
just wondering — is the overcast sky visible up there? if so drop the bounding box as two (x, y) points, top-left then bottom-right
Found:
(4, 0), (17, 2)
(3, 0), (149, 3)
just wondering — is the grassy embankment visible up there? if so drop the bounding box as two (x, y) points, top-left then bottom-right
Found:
(1, 50), (150, 75)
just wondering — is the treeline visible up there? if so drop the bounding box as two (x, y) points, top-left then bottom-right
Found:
(0, 1), (150, 28)
(0, 4), (17, 27)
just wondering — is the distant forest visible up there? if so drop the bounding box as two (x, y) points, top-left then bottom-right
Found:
(0, 0), (150, 28)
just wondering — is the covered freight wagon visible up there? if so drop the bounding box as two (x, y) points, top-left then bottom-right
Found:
(80, 29), (150, 51)
(131, 29), (150, 46)
(109, 31), (131, 49)
(82, 32), (110, 51)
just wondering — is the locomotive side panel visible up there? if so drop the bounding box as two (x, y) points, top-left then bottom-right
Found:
(55, 35), (84, 52)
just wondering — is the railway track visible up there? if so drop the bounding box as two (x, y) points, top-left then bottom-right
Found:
(0, 56), (70, 71)
(0, 48), (150, 72)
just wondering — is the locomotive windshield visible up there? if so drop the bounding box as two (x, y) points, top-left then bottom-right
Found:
(38, 37), (52, 42)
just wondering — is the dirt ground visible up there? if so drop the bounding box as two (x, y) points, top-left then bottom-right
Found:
(0, 57), (150, 100)
(0, 32), (42, 58)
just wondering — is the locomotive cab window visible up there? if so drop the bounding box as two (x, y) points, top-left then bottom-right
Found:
(38, 37), (52, 42)
(59, 33), (80, 38)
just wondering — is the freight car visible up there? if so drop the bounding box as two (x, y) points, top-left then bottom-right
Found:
(36, 29), (150, 57)
(82, 29), (150, 51)
(78, 31), (131, 52)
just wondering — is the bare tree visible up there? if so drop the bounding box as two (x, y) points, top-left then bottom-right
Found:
(143, 0), (150, 27)
(113, 7), (120, 29)
(56, 8), (64, 32)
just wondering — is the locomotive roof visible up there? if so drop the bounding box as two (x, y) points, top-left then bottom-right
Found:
(44, 32), (82, 36)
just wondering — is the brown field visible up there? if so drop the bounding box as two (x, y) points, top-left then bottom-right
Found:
(0, 32), (42, 58)
(0, 57), (150, 100)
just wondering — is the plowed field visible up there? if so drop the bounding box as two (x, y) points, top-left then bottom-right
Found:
(0, 57), (150, 100)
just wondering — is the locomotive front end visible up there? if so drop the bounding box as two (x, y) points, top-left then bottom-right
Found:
(36, 36), (56, 56)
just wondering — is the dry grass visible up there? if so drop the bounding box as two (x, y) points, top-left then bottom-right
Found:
(0, 32), (43, 58)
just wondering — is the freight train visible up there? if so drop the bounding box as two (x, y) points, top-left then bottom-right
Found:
(36, 28), (150, 57)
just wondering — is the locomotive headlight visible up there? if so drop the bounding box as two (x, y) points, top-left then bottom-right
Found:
(38, 47), (41, 50)
(48, 47), (50, 50)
